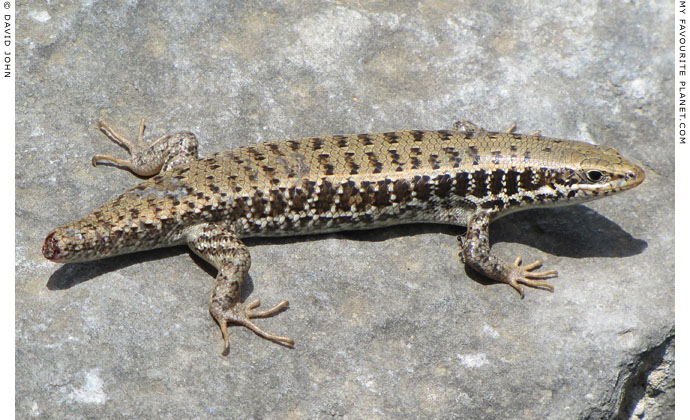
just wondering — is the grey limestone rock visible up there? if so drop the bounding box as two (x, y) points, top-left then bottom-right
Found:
(16, 1), (673, 418)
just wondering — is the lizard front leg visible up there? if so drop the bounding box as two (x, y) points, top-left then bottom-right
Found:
(92, 119), (199, 175)
(184, 222), (293, 353)
(459, 210), (557, 298)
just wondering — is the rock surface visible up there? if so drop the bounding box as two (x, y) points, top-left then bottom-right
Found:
(16, 1), (673, 419)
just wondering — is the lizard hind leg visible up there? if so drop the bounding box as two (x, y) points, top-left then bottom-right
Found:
(92, 118), (199, 176)
(185, 222), (293, 354)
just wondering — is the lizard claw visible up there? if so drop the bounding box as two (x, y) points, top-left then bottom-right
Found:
(505, 256), (558, 298)
(211, 299), (293, 354)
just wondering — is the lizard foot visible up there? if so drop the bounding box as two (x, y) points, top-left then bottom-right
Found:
(504, 256), (558, 298)
(92, 119), (151, 170)
(211, 299), (293, 354)
(91, 118), (198, 175)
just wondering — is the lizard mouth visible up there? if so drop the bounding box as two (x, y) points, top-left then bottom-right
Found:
(623, 166), (646, 190)
(609, 166), (646, 192)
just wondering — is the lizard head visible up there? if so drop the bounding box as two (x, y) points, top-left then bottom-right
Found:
(561, 142), (645, 201)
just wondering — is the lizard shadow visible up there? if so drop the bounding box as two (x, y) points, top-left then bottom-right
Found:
(333, 204), (648, 289)
(46, 248), (263, 313)
(46, 247), (190, 290)
(247, 205), (647, 289)
(45, 249), (292, 346)
(46, 205), (646, 291)
(46, 246), (254, 292)
(333, 204), (647, 258)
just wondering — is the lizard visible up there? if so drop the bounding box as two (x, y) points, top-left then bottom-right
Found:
(42, 119), (645, 353)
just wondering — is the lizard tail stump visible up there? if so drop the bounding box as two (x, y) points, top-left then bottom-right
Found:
(42, 231), (60, 262)
(44, 119), (645, 352)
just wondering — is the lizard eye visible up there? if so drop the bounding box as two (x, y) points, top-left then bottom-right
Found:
(585, 170), (603, 182)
